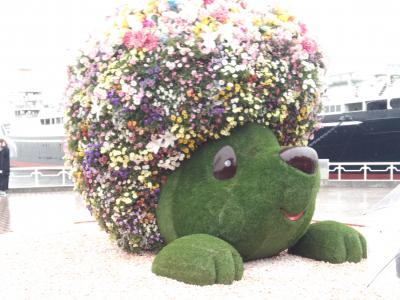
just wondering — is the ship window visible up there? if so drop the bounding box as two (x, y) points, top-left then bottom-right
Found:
(45, 119), (50, 125)
(345, 102), (362, 112)
(367, 100), (387, 111)
(40, 119), (44, 125)
(323, 106), (329, 113)
(335, 105), (341, 112)
(330, 105), (335, 112)
(390, 98), (400, 109)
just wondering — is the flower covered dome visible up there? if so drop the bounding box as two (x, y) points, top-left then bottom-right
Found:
(65, 0), (325, 252)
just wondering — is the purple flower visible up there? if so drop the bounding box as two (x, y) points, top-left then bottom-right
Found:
(212, 107), (225, 115)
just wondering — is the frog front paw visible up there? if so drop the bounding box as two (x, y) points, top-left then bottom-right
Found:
(152, 234), (243, 285)
(288, 221), (367, 263)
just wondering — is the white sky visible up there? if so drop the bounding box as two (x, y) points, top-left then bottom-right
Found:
(1, 0), (400, 102)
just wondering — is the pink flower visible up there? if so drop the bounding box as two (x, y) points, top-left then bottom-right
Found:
(143, 19), (155, 28)
(99, 155), (108, 165)
(123, 31), (158, 51)
(144, 33), (159, 51)
(203, 0), (214, 5)
(299, 23), (307, 35)
(210, 6), (229, 23)
(301, 38), (317, 54)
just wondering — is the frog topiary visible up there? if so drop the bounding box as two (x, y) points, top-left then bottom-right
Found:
(65, 0), (366, 286)
(152, 124), (367, 285)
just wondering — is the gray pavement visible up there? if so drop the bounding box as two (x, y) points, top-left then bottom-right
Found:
(0, 186), (394, 234)
(0, 185), (399, 291)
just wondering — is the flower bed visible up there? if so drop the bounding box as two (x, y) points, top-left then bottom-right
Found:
(65, 0), (325, 252)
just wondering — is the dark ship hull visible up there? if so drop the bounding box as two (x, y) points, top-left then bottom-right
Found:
(311, 109), (400, 162)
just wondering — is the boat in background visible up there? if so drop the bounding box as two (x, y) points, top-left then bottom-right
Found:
(310, 68), (400, 163)
(3, 90), (65, 167)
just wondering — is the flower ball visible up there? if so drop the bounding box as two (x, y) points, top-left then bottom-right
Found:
(65, 0), (325, 252)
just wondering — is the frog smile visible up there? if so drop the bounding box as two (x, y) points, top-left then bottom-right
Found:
(281, 209), (305, 221)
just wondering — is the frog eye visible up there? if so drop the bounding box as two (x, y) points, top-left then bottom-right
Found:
(213, 145), (237, 180)
(280, 147), (318, 174)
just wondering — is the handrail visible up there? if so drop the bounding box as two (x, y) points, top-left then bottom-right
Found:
(9, 166), (74, 188)
(328, 162), (400, 181)
(7, 162), (400, 189)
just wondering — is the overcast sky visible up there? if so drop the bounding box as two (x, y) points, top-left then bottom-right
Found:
(1, 0), (399, 102)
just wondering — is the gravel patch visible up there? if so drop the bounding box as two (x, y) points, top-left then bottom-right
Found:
(0, 223), (398, 300)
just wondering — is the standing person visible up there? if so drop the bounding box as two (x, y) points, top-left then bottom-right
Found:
(0, 137), (10, 196)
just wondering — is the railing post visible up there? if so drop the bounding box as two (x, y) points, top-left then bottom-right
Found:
(390, 163), (394, 181)
(62, 168), (66, 186)
(338, 164), (342, 181)
(363, 164), (367, 181)
(34, 170), (39, 187)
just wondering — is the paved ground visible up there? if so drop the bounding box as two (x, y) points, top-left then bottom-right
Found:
(0, 185), (399, 298)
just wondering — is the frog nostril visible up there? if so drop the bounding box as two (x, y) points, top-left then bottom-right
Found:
(280, 147), (318, 174)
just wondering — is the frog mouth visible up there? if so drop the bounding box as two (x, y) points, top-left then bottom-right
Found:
(281, 209), (305, 222)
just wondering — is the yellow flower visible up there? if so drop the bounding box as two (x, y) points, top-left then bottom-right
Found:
(171, 124), (179, 132)
(200, 17), (210, 25)
(277, 14), (290, 22)
(235, 84), (241, 93)
(121, 18), (129, 29)
(300, 106), (308, 115)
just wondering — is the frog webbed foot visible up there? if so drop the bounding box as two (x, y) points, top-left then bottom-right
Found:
(288, 221), (367, 263)
(152, 234), (243, 285)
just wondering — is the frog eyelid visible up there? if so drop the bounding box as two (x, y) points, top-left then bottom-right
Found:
(213, 145), (237, 180)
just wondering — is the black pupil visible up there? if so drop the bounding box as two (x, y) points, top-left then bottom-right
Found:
(213, 145), (237, 180)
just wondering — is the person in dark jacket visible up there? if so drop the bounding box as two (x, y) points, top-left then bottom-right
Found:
(0, 137), (10, 195)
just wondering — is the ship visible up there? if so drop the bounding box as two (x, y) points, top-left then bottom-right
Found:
(310, 69), (400, 163)
(2, 90), (65, 167)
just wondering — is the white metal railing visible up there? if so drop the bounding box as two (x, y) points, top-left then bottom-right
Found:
(328, 162), (400, 181)
(7, 162), (400, 188)
(9, 166), (73, 188)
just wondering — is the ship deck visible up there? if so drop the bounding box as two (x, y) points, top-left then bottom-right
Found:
(0, 186), (399, 299)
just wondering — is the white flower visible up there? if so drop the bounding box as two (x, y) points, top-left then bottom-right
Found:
(146, 131), (177, 154)
(90, 99), (102, 120)
(201, 31), (218, 50)
(126, 15), (143, 31)
(133, 88), (144, 105)
(157, 153), (185, 170)
(166, 61), (176, 70)
(93, 86), (107, 100)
